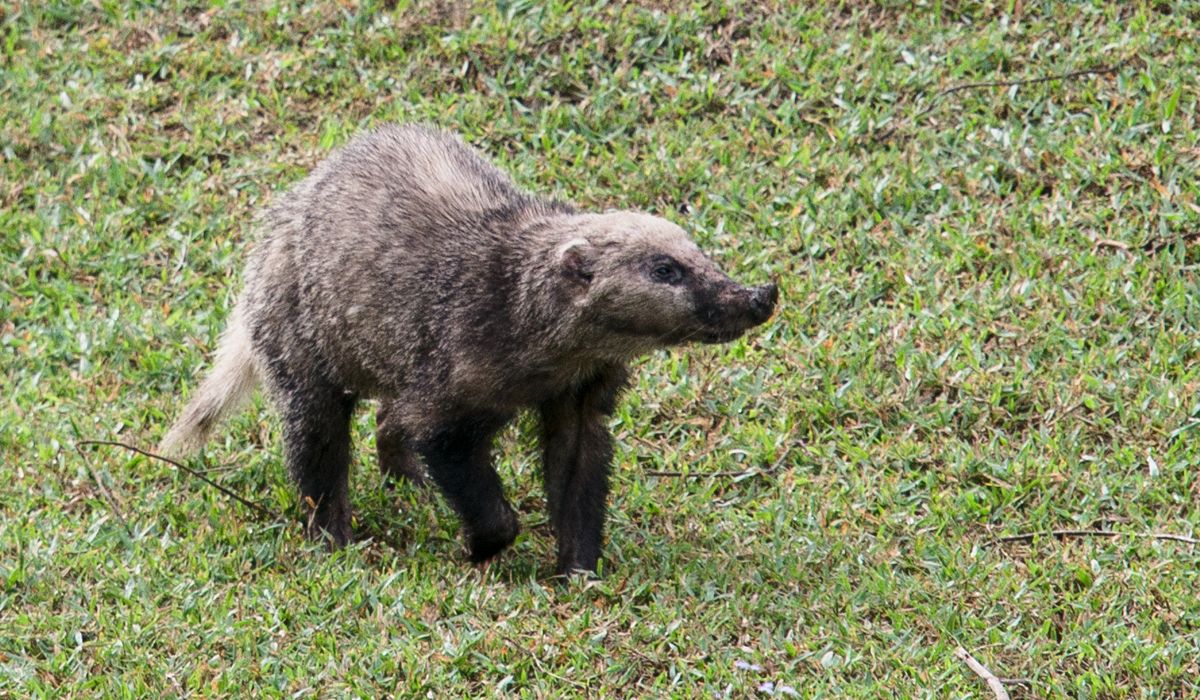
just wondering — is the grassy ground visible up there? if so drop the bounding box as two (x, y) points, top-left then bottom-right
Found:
(3, 0), (1200, 696)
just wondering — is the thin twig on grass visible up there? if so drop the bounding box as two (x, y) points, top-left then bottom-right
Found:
(999, 678), (1034, 687)
(1142, 230), (1200, 254)
(954, 646), (1011, 700)
(1093, 238), (1130, 251)
(1094, 231), (1200, 255)
(991, 529), (1199, 546)
(873, 55), (1136, 142)
(74, 443), (134, 538)
(76, 439), (278, 520)
(924, 56), (1135, 100)
(645, 443), (794, 479)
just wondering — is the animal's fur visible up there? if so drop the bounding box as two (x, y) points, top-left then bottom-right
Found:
(160, 305), (257, 456)
(161, 124), (777, 576)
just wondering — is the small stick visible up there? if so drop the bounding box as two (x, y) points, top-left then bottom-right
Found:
(954, 646), (1010, 700)
(874, 55), (1135, 141)
(999, 678), (1034, 687)
(644, 467), (772, 478)
(1142, 230), (1200, 254)
(646, 443), (794, 479)
(1093, 238), (1130, 251)
(928, 56), (1135, 101)
(74, 444), (134, 538)
(992, 529), (1199, 546)
(76, 440), (277, 520)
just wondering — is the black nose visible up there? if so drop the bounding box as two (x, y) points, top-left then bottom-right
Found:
(749, 283), (778, 321)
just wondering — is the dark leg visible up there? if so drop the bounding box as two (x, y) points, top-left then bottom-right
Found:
(539, 366), (628, 577)
(376, 401), (427, 487)
(417, 415), (519, 562)
(281, 386), (357, 547)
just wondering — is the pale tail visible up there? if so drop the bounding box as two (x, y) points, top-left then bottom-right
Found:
(159, 306), (259, 457)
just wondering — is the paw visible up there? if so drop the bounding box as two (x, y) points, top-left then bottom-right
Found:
(307, 520), (353, 549)
(379, 454), (429, 488)
(466, 508), (519, 562)
(303, 497), (353, 548)
(553, 561), (601, 580)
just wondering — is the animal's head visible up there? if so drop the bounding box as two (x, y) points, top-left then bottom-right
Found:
(555, 212), (777, 353)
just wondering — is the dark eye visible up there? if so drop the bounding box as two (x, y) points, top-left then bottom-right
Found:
(650, 260), (684, 285)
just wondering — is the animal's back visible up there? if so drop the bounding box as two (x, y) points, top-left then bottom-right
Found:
(256, 124), (529, 251)
(240, 125), (549, 399)
(325, 124), (529, 218)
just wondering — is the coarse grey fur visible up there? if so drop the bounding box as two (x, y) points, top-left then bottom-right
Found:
(161, 124), (777, 576)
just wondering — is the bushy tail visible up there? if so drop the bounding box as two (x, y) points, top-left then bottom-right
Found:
(159, 306), (259, 457)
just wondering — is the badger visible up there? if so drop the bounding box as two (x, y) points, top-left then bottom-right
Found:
(160, 124), (777, 576)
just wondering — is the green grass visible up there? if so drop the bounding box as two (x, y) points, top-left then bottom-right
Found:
(4, 0), (1200, 696)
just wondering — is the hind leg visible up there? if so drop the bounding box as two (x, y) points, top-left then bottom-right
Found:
(280, 385), (357, 547)
(376, 401), (427, 487)
(417, 415), (519, 562)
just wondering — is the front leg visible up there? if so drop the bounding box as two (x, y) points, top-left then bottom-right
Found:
(539, 366), (628, 577)
(416, 415), (519, 563)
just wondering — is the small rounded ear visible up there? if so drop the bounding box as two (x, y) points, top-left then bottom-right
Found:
(557, 238), (593, 285)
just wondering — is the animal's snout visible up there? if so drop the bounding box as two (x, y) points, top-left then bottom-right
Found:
(748, 283), (778, 323)
(693, 280), (777, 344)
